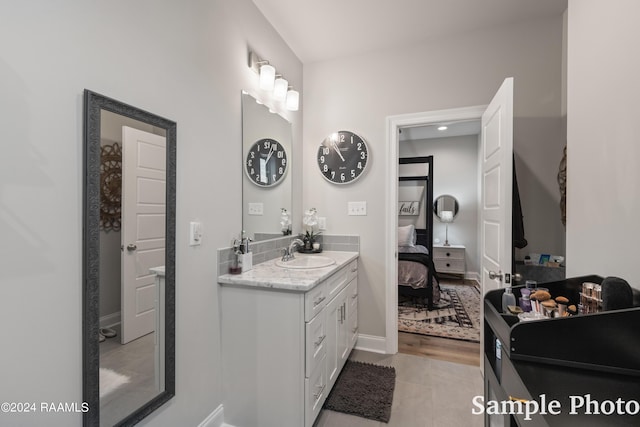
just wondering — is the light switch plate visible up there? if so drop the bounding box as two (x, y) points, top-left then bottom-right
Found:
(348, 201), (367, 216)
(189, 221), (202, 246)
(248, 203), (264, 215)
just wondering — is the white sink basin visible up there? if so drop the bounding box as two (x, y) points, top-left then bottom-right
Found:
(275, 255), (336, 269)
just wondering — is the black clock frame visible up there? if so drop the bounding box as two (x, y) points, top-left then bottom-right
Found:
(317, 130), (369, 184)
(245, 138), (288, 187)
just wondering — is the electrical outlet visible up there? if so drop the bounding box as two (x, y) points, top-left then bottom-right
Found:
(348, 201), (367, 216)
(318, 217), (327, 230)
(248, 203), (264, 215)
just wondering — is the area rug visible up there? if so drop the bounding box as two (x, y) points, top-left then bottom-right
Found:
(324, 360), (396, 423)
(99, 368), (130, 398)
(398, 283), (480, 342)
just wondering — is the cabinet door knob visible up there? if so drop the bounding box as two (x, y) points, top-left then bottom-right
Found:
(446, 252), (450, 257)
(446, 263), (450, 267)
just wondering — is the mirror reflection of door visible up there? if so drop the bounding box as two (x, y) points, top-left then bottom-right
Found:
(99, 111), (166, 426)
(121, 126), (166, 344)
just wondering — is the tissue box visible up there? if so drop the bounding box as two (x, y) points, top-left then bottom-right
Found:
(238, 252), (253, 273)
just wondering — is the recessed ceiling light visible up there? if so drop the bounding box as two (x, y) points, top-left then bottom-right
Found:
(437, 126), (448, 131)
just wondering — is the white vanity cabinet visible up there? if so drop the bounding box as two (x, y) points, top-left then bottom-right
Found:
(218, 252), (358, 427)
(325, 275), (358, 392)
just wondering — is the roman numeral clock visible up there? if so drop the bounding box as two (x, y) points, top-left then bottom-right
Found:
(317, 130), (369, 184)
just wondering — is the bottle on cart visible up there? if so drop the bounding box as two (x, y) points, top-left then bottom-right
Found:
(502, 286), (516, 313)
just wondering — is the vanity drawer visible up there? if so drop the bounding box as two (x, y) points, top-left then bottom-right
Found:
(434, 258), (465, 274)
(305, 355), (327, 427)
(433, 246), (465, 260)
(326, 260), (358, 302)
(305, 280), (328, 322)
(305, 311), (327, 378)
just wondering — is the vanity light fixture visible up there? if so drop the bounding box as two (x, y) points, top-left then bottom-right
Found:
(259, 63), (276, 91)
(286, 88), (299, 111)
(273, 76), (288, 101)
(249, 50), (299, 111)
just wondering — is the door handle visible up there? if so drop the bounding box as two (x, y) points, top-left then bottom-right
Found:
(127, 244), (137, 252)
(489, 270), (503, 281)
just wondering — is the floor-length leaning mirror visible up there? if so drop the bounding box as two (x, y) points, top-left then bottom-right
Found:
(83, 90), (176, 426)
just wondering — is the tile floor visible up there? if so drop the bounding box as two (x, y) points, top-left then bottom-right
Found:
(314, 349), (484, 427)
(99, 326), (158, 426)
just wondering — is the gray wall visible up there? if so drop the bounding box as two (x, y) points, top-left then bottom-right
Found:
(302, 15), (565, 338)
(0, 1), (302, 425)
(566, 0), (640, 288)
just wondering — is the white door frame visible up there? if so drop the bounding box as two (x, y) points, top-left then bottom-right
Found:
(385, 105), (487, 354)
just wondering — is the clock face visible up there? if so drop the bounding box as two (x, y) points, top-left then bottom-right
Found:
(245, 138), (288, 187)
(317, 131), (369, 184)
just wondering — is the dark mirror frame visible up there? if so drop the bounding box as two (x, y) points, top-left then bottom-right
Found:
(433, 194), (459, 221)
(83, 90), (176, 426)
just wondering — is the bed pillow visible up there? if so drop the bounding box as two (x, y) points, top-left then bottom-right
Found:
(398, 225), (417, 247)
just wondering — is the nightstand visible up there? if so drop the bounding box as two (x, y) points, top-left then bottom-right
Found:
(432, 244), (465, 277)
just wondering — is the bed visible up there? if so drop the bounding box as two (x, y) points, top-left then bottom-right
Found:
(398, 224), (442, 310)
(397, 156), (441, 310)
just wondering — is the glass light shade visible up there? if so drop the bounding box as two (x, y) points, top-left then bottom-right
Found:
(440, 210), (454, 223)
(273, 77), (288, 101)
(259, 64), (275, 90)
(286, 89), (299, 111)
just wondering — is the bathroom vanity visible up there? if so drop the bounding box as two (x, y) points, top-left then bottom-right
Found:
(218, 251), (359, 427)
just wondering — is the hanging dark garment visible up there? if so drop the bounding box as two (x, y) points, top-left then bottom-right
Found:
(513, 155), (528, 249)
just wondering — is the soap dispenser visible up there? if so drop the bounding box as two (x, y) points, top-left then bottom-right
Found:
(502, 286), (516, 313)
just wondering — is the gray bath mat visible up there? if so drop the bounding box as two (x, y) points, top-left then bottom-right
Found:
(324, 360), (396, 423)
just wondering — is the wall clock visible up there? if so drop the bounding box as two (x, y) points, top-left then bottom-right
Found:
(245, 138), (288, 187)
(317, 130), (369, 184)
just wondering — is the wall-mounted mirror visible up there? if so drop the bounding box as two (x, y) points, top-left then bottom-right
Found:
(83, 90), (176, 426)
(242, 92), (293, 241)
(434, 194), (459, 221)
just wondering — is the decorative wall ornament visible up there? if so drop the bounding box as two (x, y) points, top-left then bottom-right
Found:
(398, 201), (420, 216)
(100, 142), (122, 231)
(557, 145), (567, 227)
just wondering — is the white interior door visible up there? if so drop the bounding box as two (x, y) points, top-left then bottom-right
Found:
(121, 126), (166, 344)
(480, 78), (513, 372)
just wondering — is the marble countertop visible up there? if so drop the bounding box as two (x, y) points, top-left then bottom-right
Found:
(150, 266), (165, 276)
(218, 251), (358, 292)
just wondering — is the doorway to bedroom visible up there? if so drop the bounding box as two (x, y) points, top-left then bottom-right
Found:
(396, 120), (482, 366)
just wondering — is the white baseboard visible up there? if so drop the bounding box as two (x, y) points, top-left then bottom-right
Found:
(465, 272), (480, 283)
(99, 311), (121, 329)
(354, 333), (388, 354)
(198, 404), (228, 427)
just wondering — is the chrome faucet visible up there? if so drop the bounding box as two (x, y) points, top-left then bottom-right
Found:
(282, 238), (305, 261)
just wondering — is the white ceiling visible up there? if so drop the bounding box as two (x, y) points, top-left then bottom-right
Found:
(252, 0), (567, 63)
(399, 120), (481, 142)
